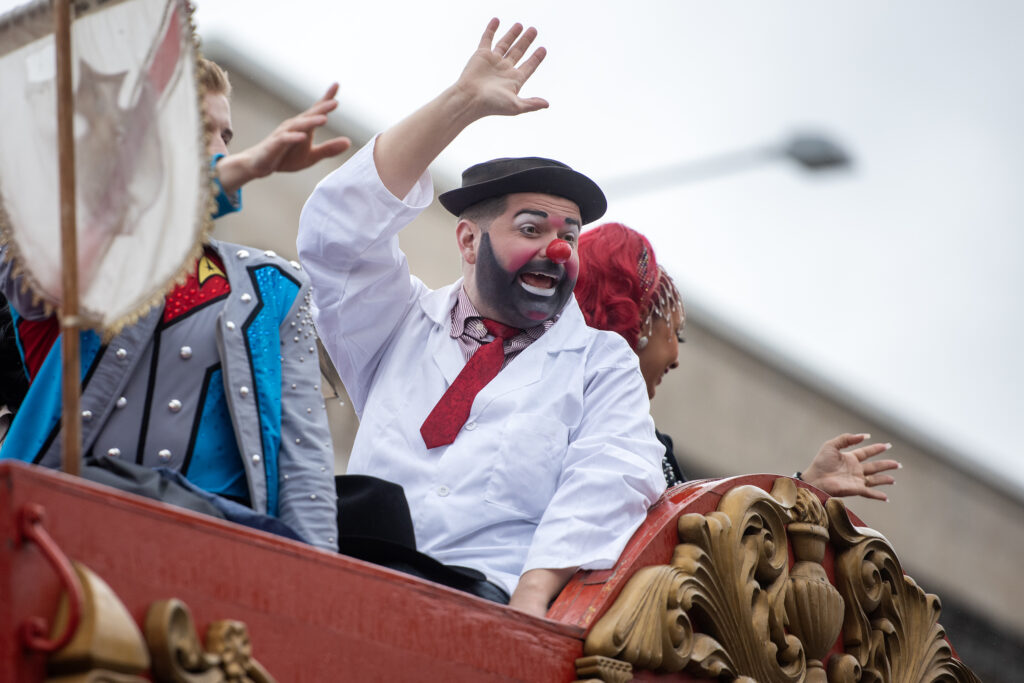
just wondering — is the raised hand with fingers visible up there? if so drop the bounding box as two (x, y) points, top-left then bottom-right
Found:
(454, 17), (549, 120)
(372, 18), (551, 200)
(217, 84), (351, 194)
(800, 433), (901, 501)
(262, 84), (352, 174)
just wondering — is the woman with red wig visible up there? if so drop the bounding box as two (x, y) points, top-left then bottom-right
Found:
(575, 223), (901, 499)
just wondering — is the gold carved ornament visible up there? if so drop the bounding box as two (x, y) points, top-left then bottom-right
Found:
(826, 497), (981, 683)
(40, 561), (276, 682)
(575, 478), (981, 683)
(46, 562), (151, 683)
(143, 599), (276, 683)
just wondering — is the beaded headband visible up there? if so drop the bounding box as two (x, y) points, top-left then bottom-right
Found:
(637, 242), (655, 302)
(637, 265), (685, 350)
(649, 265), (684, 328)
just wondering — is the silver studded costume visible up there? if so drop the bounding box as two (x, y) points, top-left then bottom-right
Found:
(0, 240), (337, 550)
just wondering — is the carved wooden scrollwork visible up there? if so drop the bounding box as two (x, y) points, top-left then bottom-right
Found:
(573, 654), (634, 683)
(583, 478), (981, 682)
(583, 564), (692, 672)
(784, 487), (845, 683)
(826, 498), (982, 683)
(144, 599), (276, 683)
(585, 479), (807, 680)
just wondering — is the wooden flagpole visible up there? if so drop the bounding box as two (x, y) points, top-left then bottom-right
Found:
(55, 0), (81, 476)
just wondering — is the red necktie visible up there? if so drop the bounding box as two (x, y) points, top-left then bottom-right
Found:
(420, 319), (520, 449)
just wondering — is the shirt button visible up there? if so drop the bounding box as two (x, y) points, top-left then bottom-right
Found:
(436, 485), (450, 497)
(464, 421), (477, 431)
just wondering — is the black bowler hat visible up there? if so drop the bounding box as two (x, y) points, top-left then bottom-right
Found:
(335, 475), (486, 589)
(438, 157), (607, 225)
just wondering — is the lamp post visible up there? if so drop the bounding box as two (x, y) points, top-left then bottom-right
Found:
(601, 132), (852, 199)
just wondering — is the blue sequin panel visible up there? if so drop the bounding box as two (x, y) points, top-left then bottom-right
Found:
(185, 367), (248, 501)
(244, 265), (300, 515)
(0, 326), (102, 462)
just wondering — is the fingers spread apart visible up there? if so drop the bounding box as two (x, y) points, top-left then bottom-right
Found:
(505, 26), (538, 62)
(310, 137), (352, 162)
(480, 19), (543, 69)
(861, 458), (901, 475)
(858, 486), (890, 502)
(826, 432), (869, 450)
(850, 443), (893, 462)
(517, 45), (547, 83)
(491, 21), (523, 56)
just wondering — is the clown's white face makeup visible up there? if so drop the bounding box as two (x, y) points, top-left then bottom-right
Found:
(462, 193), (582, 328)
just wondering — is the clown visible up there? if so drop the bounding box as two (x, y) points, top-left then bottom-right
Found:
(442, 156), (603, 329)
(298, 20), (665, 617)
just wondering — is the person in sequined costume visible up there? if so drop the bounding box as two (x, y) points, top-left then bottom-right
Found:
(0, 58), (348, 549)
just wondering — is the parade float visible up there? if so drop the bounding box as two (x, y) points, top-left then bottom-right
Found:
(0, 1), (981, 680)
(1, 465), (982, 681)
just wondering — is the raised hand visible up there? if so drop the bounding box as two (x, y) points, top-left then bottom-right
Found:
(800, 433), (901, 501)
(218, 85), (351, 193)
(259, 84), (352, 174)
(454, 18), (549, 120)
(373, 18), (551, 200)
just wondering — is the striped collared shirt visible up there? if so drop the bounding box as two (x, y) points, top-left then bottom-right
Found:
(450, 288), (555, 367)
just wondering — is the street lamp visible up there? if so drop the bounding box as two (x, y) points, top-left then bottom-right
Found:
(601, 132), (853, 199)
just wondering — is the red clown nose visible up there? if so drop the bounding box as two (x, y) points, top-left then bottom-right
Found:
(546, 239), (572, 264)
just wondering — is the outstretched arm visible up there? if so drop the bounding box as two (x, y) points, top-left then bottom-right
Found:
(217, 84), (352, 194)
(801, 433), (901, 501)
(510, 567), (577, 618)
(373, 18), (549, 199)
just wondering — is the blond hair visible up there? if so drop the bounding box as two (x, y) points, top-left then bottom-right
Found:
(197, 56), (231, 97)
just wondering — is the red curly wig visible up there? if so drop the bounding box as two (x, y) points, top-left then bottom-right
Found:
(575, 223), (660, 350)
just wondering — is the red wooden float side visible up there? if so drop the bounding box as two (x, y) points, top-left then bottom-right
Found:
(0, 461), (586, 682)
(5, 461), (966, 682)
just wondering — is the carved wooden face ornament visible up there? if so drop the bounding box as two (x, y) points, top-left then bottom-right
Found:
(472, 193), (581, 328)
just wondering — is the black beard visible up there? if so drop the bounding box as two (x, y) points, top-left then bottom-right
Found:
(474, 233), (576, 328)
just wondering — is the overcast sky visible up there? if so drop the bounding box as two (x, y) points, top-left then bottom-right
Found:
(3, 0), (1021, 496)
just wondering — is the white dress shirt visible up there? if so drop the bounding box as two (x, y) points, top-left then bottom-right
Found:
(298, 139), (666, 595)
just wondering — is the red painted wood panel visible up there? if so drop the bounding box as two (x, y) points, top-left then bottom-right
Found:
(0, 462), (585, 682)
